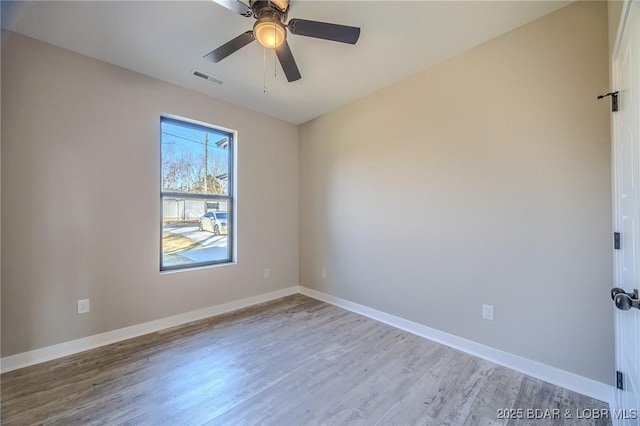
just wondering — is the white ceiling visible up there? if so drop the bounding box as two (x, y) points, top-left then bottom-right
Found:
(2, 1), (571, 124)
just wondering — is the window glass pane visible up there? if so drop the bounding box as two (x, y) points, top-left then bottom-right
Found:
(160, 116), (234, 271)
(161, 120), (229, 196)
(162, 197), (231, 267)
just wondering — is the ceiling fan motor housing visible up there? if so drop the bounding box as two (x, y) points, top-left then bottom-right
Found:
(250, 1), (288, 20)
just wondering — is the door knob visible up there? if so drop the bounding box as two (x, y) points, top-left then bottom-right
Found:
(611, 288), (640, 311)
(611, 287), (638, 300)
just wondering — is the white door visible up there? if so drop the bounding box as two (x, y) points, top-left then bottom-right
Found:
(613, 1), (640, 424)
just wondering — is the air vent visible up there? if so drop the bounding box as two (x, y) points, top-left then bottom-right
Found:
(191, 69), (223, 85)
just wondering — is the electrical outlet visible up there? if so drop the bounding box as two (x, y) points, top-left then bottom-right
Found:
(77, 299), (90, 314)
(264, 268), (270, 278)
(482, 304), (494, 321)
(321, 268), (327, 278)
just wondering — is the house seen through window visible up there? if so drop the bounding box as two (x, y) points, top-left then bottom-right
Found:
(161, 116), (234, 270)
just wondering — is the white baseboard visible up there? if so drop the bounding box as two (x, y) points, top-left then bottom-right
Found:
(609, 394), (622, 426)
(298, 285), (615, 406)
(0, 286), (299, 373)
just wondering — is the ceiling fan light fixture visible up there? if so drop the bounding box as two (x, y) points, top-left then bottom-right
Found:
(253, 17), (287, 49)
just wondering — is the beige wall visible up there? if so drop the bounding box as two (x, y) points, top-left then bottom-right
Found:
(1, 33), (299, 356)
(299, 1), (613, 384)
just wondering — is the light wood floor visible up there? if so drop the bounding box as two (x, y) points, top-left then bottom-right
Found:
(1, 294), (610, 425)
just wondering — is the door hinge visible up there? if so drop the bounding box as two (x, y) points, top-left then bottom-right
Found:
(614, 232), (621, 250)
(598, 91), (619, 112)
(617, 371), (624, 390)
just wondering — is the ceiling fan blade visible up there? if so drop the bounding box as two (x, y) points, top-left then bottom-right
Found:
(204, 31), (255, 63)
(288, 19), (360, 45)
(211, 0), (252, 17)
(275, 41), (301, 82)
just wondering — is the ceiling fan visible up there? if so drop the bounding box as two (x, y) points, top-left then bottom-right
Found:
(205, 0), (361, 82)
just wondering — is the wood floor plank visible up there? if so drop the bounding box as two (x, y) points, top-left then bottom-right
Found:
(1, 294), (610, 425)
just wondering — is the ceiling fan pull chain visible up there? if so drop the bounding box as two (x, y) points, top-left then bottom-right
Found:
(263, 47), (267, 93)
(274, 16), (278, 78)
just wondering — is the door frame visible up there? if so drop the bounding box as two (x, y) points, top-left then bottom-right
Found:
(611, 0), (640, 424)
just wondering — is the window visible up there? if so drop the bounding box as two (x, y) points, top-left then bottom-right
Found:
(160, 116), (234, 270)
